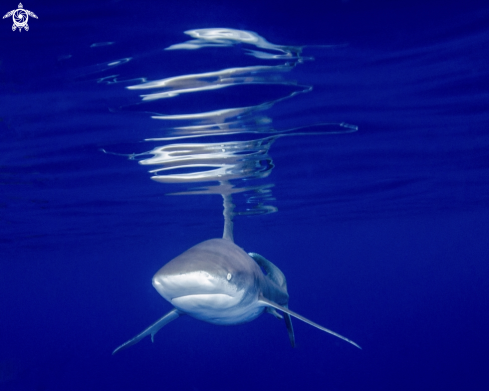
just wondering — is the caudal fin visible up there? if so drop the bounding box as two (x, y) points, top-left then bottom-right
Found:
(283, 312), (295, 348)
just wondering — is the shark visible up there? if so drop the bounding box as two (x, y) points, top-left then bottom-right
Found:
(113, 238), (361, 354)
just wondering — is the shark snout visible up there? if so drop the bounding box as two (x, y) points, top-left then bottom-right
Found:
(152, 269), (245, 317)
(149, 239), (260, 322)
(152, 269), (237, 301)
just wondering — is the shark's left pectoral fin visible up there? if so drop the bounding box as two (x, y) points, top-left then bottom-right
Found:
(112, 308), (183, 355)
(258, 297), (361, 349)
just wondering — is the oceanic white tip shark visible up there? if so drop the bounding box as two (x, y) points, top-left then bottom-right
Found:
(113, 238), (361, 354)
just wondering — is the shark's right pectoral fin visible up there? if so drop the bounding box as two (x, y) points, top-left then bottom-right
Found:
(112, 308), (183, 355)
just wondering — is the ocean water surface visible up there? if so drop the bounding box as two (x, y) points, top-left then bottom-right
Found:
(1, 1), (489, 390)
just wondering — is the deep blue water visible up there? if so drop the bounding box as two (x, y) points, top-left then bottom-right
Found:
(1, 1), (489, 390)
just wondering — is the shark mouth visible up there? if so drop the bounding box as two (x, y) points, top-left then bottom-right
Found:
(171, 293), (239, 309)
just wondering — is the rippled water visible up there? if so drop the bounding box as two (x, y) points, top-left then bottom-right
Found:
(1, 1), (489, 390)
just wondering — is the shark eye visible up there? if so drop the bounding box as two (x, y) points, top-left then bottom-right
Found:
(226, 273), (232, 281)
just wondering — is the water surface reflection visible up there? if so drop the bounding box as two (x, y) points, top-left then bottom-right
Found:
(113, 28), (356, 221)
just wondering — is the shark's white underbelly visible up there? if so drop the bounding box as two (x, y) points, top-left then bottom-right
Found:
(171, 293), (265, 325)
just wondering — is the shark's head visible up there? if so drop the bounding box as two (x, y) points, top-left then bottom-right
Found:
(113, 238), (362, 353)
(152, 238), (263, 323)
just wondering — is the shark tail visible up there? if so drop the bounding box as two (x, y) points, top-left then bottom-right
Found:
(283, 311), (295, 347)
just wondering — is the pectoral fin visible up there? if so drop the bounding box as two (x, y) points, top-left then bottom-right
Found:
(266, 305), (295, 347)
(112, 308), (183, 354)
(258, 297), (361, 349)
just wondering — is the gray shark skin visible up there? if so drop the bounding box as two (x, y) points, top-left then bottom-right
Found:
(113, 238), (360, 354)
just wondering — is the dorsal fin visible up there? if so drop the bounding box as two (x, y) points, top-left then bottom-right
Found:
(221, 183), (235, 242)
(258, 297), (361, 349)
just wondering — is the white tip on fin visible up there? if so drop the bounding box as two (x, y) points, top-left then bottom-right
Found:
(112, 308), (182, 354)
(258, 297), (361, 349)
